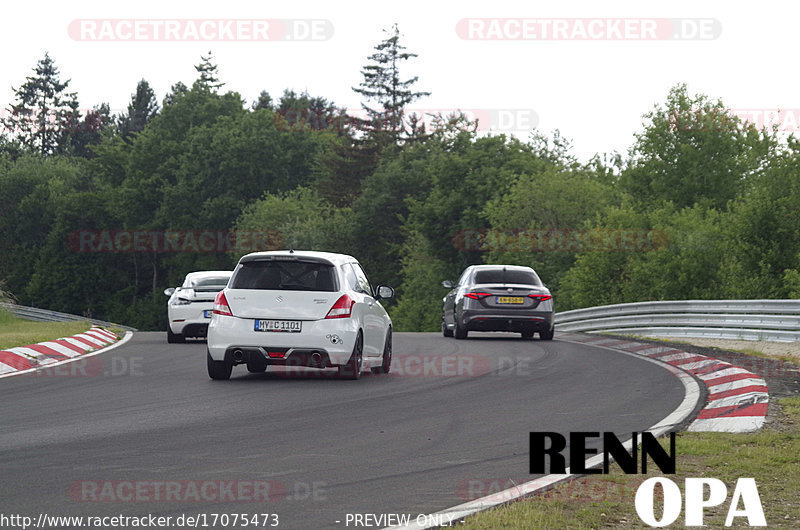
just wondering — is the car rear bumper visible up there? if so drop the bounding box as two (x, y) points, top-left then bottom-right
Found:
(460, 310), (554, 332)
(207, 314), (358, 366)
(169, 304), (214, 336)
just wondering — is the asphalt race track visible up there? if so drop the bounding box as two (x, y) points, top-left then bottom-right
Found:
(0, 332), (685, 529)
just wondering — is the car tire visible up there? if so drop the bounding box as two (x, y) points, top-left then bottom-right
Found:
(207, 351), (232, 380)
(539, 326), (555, 340)
(372, 328), (392, 374)
(442, 319), (454, 338)
(339, 332), (363, 380)
(167, 326), (185, 343)
(521, 329), (535, 339)
(454, 318), (468, 340)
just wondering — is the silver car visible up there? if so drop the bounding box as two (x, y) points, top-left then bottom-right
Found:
(441, 265), (554, 340)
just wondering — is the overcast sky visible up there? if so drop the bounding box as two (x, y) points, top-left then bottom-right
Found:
(2, 1), (797, 161)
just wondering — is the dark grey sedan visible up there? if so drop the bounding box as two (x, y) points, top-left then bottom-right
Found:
(441, 265), (554, 340)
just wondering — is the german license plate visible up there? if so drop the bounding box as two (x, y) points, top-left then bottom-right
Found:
(203, 310), (213, 318)
(254, 319), (302, 333)
(496, 296), (524, 304)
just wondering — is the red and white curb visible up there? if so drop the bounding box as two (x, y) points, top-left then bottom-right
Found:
(0, 326), (129, 378)
(385, 331), (703, 530)
(386, 332), (767, 529)
(562, 333), (768, 433)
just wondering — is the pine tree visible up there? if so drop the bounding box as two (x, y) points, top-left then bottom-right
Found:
(118, 79), (159, 141)
(194, 51), (223, 92)
(71, 103), (112, 158)
(317, 135), (382, 207)
(316, 25), (429, 206)
(3, 52), (81, 155)
(352, 24), (430, 148)
(164, 82), (188, 106)
(276, 90), (341, 131)
(252, 90), (273, 111)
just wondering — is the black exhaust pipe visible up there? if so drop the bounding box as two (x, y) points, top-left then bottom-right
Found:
(232, 349), (244, 362)
(311, 352), (323, 367)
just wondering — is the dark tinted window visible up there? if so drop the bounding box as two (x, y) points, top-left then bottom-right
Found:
(473, 269), (540, 286)
(231, 261), (337, 291)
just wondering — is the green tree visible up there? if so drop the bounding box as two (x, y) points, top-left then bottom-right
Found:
(118, 79), (159, 141)
(557, 204), (731, 310)
(233, 187), (353, 254)
(2, 53), (80, 155)
(0, 155), (59, 293)
(720, 137), (800, 297)
(252, 90), (273, 111)
(70, 103), (113, 158)
(481, 161), (619, 297)
(315, 134), (381, 207)
(275, 89), (342, 132)
(386, 133), (570, 330)
(194, 51), (223, 92)
(352, 24), (430, 148)
(388, 230), (451, 332)
(164, 81), (188, 106)
(621, 84), (774, 210)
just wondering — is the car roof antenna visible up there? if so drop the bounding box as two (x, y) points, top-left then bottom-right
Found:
(289, 248), (294, 254)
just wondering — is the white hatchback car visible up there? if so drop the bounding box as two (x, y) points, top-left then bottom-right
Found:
(164, 271), (232, 343)
(206, 250), (394, 380)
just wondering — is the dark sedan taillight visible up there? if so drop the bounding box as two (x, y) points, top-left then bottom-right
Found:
(528, 294), (552, 301)
(464, 292), (492, 300)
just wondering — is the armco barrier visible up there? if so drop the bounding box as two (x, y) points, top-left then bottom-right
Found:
(0, 302), (137, 332)
(555, 300), (800, 342)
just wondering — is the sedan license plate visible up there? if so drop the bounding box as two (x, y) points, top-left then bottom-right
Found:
(496, 296), (524, 304)
(254, 319), (302, 333)
(203, 310), (213, 318)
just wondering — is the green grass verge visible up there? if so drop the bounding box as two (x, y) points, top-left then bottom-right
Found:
(0, 310), (97, 350)
(461, 397), (800, 529)
(713, 347), (799, 365)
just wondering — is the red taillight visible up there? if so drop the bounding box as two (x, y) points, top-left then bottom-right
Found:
(528, 294), (552, 301)
(464, 292), (492, 300)
(325, 294), (354, 319)
(213, 291), (233, 316)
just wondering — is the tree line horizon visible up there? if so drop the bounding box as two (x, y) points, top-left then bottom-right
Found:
(1, 25), (798, 331)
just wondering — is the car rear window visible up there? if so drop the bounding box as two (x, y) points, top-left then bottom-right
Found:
(230, 261), (337, 291)
(473, 269), (540, 286)
(190, 277), (230, 290)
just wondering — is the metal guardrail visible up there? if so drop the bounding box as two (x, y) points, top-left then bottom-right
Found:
(555, 300), (800, 342)
(0, 303), (137, 332)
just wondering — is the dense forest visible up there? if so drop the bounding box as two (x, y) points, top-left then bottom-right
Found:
(1, 27), (799, 331)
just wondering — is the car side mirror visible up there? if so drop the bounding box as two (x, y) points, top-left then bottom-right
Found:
(441, 280), (454, 289)
(375, 285), (394, 300)
(164, 287), (176, 296)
